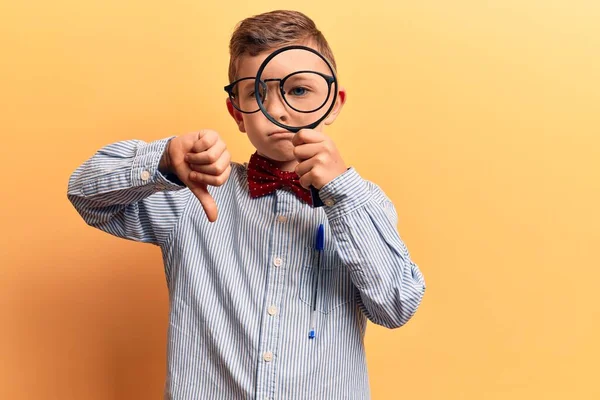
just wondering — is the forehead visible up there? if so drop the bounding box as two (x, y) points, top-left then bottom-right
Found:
(235, 44), (332, 79)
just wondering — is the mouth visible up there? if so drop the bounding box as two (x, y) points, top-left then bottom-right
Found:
(268, 130), (294, 138)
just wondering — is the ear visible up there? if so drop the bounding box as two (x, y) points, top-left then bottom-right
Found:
(323, 87), (347, 126)
(226, 98), (246, 133)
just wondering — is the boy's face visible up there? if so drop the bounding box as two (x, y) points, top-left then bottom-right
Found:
(226, 43), (346, 166)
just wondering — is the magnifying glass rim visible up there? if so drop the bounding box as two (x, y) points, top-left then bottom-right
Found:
(254, 45), (338, 133)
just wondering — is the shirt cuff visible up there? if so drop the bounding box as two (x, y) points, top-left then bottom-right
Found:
(131, 137), (185, 191)
(318, 168), (372, 220)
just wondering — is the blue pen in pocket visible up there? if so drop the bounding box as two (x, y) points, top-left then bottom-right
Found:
(309, 223), (325, 339)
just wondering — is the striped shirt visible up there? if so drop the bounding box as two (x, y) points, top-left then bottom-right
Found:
(67, 137), (426, 399)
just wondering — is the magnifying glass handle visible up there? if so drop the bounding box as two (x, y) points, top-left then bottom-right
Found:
(310, 186), (324, 208)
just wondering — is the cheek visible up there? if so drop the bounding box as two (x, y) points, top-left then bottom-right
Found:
(244, 114), (259, 127)
(243, 114), (267, 133)
(241, 116), (264, 142)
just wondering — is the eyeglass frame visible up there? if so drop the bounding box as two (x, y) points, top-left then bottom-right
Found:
(224, 71), (335, 115)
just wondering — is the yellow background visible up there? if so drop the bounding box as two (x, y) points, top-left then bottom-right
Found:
(1, 0), (598, 399)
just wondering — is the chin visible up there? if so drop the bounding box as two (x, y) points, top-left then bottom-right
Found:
(259, 144), (295, 162)
(260, 150), (295, 163)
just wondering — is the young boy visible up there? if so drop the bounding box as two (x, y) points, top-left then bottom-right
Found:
(68, 10), (425, 400)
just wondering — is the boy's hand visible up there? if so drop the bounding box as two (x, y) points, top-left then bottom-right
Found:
(160, 130), (231, 222)
(292, 129), (347, 190)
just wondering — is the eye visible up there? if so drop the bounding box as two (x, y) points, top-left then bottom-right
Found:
(248, 90), (267, 100)
(289, 86), (308, 96)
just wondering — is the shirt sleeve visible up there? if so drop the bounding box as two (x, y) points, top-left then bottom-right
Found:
(67, 137), (191, 247)
(318, 168), (426, 328)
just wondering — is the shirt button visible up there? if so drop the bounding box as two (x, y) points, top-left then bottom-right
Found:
(267, 305), (278, 316)
(263, 351), (273, 362)
(277, 215), (287, 223)
(324, 198), (335, 207)
(140, 170), (151, 181)
(273, 257), (282, 267)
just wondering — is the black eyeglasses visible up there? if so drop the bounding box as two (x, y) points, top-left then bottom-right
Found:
(224, 71), (335, 114)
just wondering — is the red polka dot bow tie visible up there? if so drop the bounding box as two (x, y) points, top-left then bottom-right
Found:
(247, 152), (313, 205)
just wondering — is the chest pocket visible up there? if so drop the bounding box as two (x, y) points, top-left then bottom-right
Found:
(299, 247), (354, 314)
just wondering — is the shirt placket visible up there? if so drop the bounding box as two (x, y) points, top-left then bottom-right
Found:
(255, 189), (297, 400)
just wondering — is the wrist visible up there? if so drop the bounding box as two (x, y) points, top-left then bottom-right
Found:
(159, 139), (172, 175)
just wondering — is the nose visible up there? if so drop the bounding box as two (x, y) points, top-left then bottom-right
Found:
(263, 81), (289, 122)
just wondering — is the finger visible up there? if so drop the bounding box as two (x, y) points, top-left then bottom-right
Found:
(191, 130), (219, 153)
(189, 155), (230, 175)
(187, 140), (226, 164)
(299, 171), (314, 189)
(188, 184), (218, 222)
(295, 157), (318, 177)
(189, 165), (231, 186)
(292, 129), (325, 146)
(293, 142), (322, 161)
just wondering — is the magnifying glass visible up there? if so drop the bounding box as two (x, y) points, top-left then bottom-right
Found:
(225, 45), (339, 207)
(255, 45), (338, 207)
(254, 45), (338, 132)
